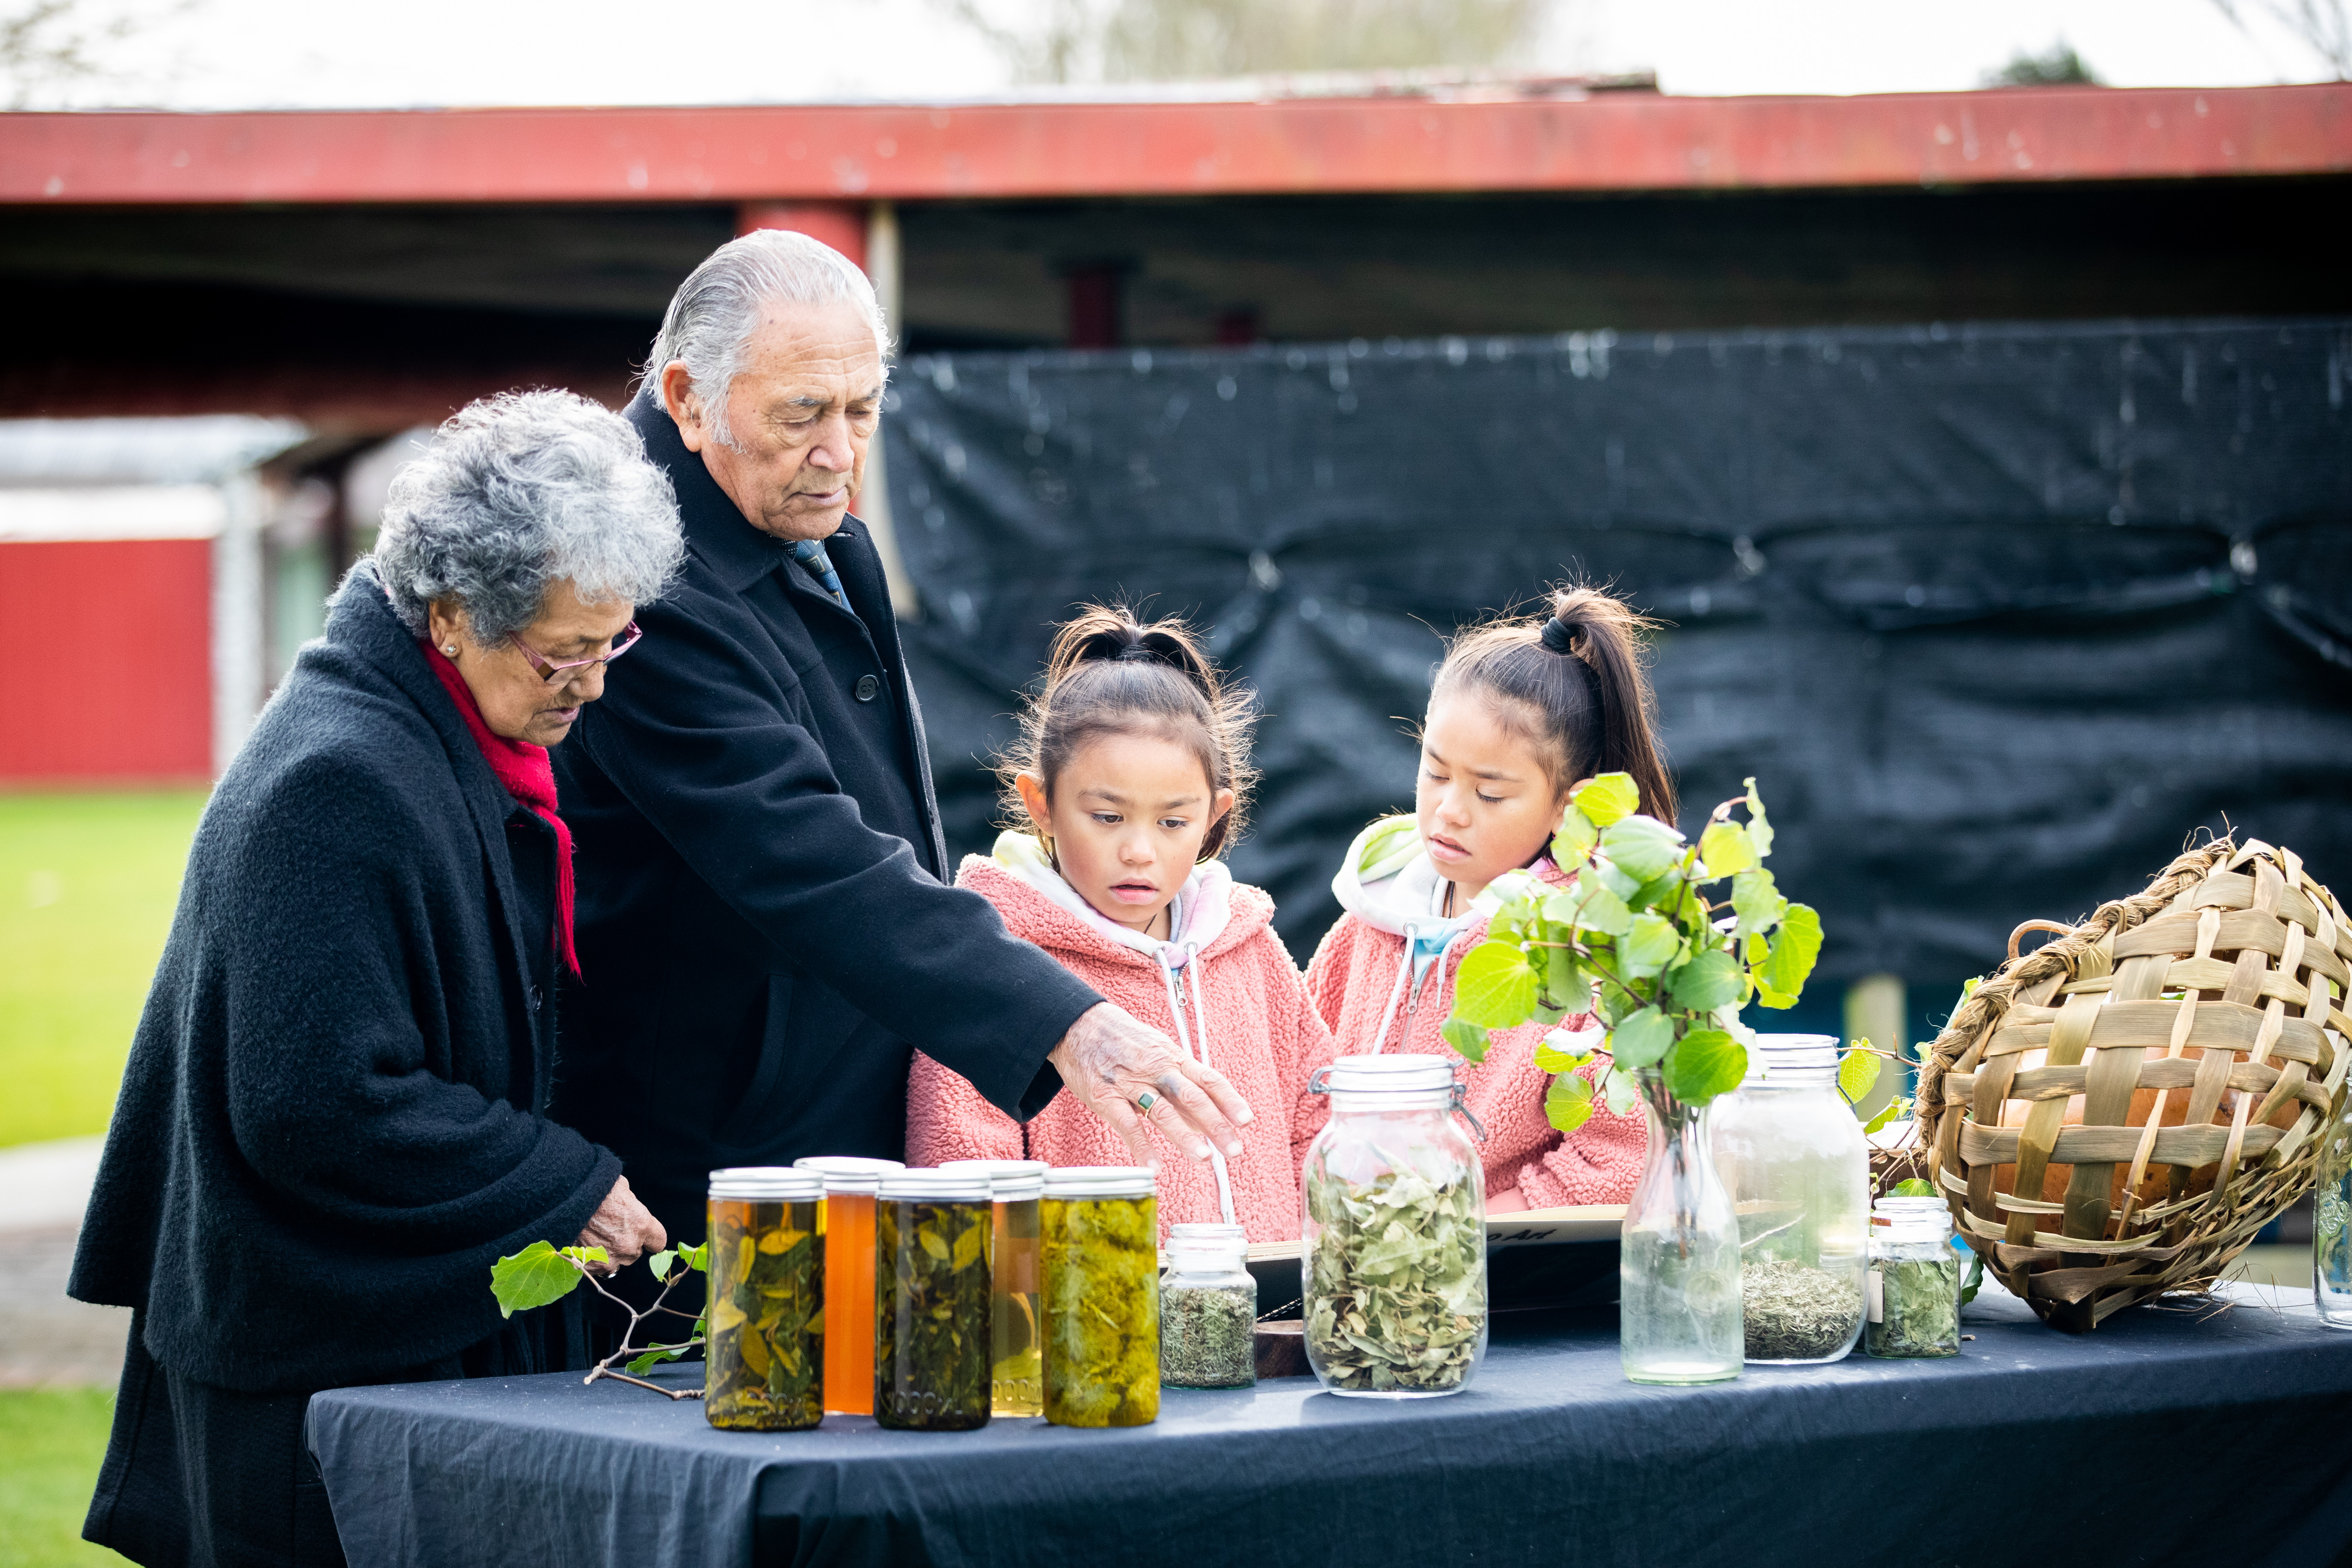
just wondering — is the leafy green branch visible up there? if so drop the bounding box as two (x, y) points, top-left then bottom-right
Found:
(490, 1240), (711, 1399)
(1444, 774), (1822, 1126)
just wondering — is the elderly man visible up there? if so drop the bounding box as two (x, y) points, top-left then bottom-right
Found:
(551, 229), (1246, 1248)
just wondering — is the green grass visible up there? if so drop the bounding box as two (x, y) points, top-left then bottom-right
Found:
(0, 1387), (117, 1566)
(0, 791), (207, 1150)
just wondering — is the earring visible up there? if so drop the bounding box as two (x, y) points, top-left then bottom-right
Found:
(443, 645), (458, 656)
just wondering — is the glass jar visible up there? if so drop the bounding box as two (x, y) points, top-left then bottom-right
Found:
(704, 1167), (825, 1430)
(941, 1158), (1048, 1416)
(1299, 1054), (1487, 1399)
(2316, 1098), (2352, 1330)
(791, 1155), (903, 1414)
(1040, 1167), (1160, 1427)
(1711, 1035), (1868, 1366)
(1866, 1197), (1962, 1357)
(1620, 1075), (1743, 1384)
(1160, 1222), (1256, 1389)
(873, 1170), (992, 1430)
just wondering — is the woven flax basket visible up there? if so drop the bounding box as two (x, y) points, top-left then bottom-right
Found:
(1917, 837), (2351, 1332)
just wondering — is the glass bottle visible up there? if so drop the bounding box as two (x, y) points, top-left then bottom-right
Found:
(1866, 1196), (1962, 1357)
(2317, 1097), (2352, 1330)
(1040, 1166), (1160, 1427)
(940, 1158), (1047, 1416)
(873, 1170), (992, 1430)
(1299, 1054), (1487, 1398)
(1620, 1072), (1743, 1385)
(791, 1155), (904, 1414)
(704, 1166), (825, 1430)
(1710, 1034), (1868, 1366)
(1160, 1222), (1256, 1389)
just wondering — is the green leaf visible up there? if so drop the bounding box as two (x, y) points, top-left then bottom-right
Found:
(1838, 1044), (1882, 1106)
(1453, 941), (1540, 1029)
(1544, 1072), (1596, 1133)
(1534, 1034), (1594, 1074)
(1607, 1007), (1674, 1071)
(1743, 777), (1775, 859)
(1730, 868), (1788, 939)
(559, 1245), (609, 1268)
(647, 1249), (678, 1284)
(1863, 1096), (1911, 1135)
(1599, 816), (1684, 884)
(1664, 1027), (1747, 1104)
(1665, 949), (1741, 1012)
(1698, 819), (1758, 879)
(951, 1219), (986, 1273)
(676, 1241), (709, 1273)
(627, 1345), (689, 1375)
(1893, 1178), (1936, 1197)
(1572, 772), (1642, 827)
(1561, 877), (1634, 938)
(1441, 1015), (1491, 1063)
(1620, 912), (1683, 978)
(490, 1240), (584, 1320)
(1602, 1066), (1641, 1119)
(1755, 903), (1823, 1002)
(1551, 805), (1599, 863)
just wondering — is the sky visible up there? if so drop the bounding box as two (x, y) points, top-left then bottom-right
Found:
(6, 0), (2340, 109)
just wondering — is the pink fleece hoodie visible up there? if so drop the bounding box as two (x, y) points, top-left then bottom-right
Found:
(906, 838), (1339, 1244)
(1302, 819), (1647, 1209)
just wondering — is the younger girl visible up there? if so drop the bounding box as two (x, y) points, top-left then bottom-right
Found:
(906, 606), (1338, 1242)
(1305, 587), (1675, 1212)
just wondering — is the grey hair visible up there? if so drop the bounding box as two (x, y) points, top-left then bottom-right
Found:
(373, 389), (684, 644)
(643, 227), (891, 451)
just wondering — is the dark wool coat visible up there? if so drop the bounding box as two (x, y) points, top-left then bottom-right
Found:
(68, 561), (621, 1395)
(549, 391), (1099, 1242)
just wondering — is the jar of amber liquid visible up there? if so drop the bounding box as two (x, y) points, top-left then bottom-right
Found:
(1041, 1167), (1159, 1427)
(874, 1170), (993, 1430)
(942, 1159), (1047, 1417)
(704, 1167), (825, 1430)
(792, 1155), (903, 1415)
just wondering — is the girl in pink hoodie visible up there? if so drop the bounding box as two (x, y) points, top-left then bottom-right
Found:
(906, 606), (1338, 1243)
(1305, 587), (1675, 1212)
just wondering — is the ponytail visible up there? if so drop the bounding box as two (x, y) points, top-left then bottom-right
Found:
(998, 604), (1259, 860)
(1432, 585), (1678, 826)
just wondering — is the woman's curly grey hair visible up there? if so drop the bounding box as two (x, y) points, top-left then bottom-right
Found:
(374, 390), (684, 643)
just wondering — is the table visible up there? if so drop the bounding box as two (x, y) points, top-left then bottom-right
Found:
(307, 1283), (2352, 1568)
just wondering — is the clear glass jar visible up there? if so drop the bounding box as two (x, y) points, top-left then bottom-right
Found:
(873, 1170), (992, 1430)
(1711, 1034), (1868, 1365)
(1160, 1222), (1256, 1389)
(2316, 1099), (2352, 1330)
(1866, 1196), (1961, 1357)
(791, 1155), (903, 1415)
(1300, 1054), (1488, 1398)
(1041, 1167), (1161, 1427)
(704, 1167), (825, 1430)
(1620, 1076), (1743, 1384)
(941, 1158), (1047, 1416)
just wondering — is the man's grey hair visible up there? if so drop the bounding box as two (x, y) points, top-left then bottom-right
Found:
(643, 227), (891, 451)
(374, 390), (684, 644)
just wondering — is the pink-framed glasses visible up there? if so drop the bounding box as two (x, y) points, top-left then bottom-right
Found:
(509, 622), (644, 688)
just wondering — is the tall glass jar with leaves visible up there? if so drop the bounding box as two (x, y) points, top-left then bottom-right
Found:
(1442, 775), (1822, 1386)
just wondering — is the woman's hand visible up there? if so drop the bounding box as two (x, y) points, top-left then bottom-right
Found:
(1487, 1187), (1529, 1215)
(575, 1174), (667, 1273)
(1047, 1001), (1253, 1175)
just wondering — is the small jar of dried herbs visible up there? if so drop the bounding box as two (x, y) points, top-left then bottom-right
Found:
(1161, 1222), (1256, 1389)
(1041, 1167), (1160, 1427)
(874, 1170), (993, 1430)
(704, 1167), (825, 1431)
(1866, 1197), (1961, 1358)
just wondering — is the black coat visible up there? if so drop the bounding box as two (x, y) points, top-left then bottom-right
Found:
(69, 561), (620, 1395)
(549, 391), (1099, 1241)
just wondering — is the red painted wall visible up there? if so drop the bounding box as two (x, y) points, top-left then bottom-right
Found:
(0, 539), (212, 782)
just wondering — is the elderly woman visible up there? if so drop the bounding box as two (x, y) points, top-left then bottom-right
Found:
(68, 390), (683, 1568)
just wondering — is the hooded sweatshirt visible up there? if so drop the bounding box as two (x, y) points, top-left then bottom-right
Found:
(906, 833), (1340, 1243)
(1302, 815), (1647, 1208)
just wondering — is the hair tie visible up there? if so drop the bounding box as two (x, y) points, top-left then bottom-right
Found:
(1538, 617), (1578, 655)
(1115, 642), (1160, 663)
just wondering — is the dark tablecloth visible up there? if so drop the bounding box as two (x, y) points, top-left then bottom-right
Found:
(307, 1283), (2352, 1568)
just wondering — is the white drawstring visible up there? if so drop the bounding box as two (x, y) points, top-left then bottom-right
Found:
(1369, 918), (1454, 1054)
(1156, 943), (1236, 1225)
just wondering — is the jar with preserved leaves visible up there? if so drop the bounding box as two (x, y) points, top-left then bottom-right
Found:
(1041, 1167), (1159, 1426)
(1866, 1196), (1961, 1358)
(705, 1167), (825, 1431)
(1160, 1222), (1256, 1389)
(1300, 1055), (1488, 1398)
(874, 1170), (993, 1430)
(791, 1155), (903, 1415)
(942, 1159), (1047, 1417)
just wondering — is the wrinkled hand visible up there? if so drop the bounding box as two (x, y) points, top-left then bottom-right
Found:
(575, 1174), (667, 1274)
(1047, 1001), (1253, 1175)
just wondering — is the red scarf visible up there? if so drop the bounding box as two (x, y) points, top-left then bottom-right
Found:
(423, 643), (581, 978)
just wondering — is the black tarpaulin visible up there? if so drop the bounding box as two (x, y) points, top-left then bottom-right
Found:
(883, 318), (2352, 988)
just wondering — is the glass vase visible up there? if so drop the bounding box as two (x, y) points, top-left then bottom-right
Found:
(2315, 1098), (2352, 1329)
(1620, 1073), (1743, 1384)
